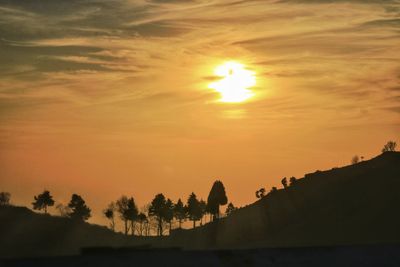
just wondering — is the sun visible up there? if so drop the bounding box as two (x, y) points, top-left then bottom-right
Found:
(208, 61), (256, 103)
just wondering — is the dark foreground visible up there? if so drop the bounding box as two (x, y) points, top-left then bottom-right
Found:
(2, 245), (400, 267)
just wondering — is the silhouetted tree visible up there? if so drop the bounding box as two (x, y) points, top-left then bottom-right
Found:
(382, 141), (397, 152)
(149, 193), (167, 236)
(199, 199), (207, 225)
(136, 212), (147, 236)
(256, 188), (266, 199)
(103, 202), (116, 232)
(225, 202), (237, 216)
(126, 198), (138, 235)
(32, 190), (55, 214)
(116, 196), (137, 235)
(281, 177), (288, 188)
(67, 194), (91, 221)
(0, 192), (11, 206)
(351, 155), (360, 165)
(164, 198), (174, 233)
(207, 180), (228, 221)
(289, 177), (297, 186)
(270, 187), (278, 193)
(173, 198), (186, 228)
(187, 192), (202, 228)
(55, 203), (71, 217)
(140, 204), (152, 236)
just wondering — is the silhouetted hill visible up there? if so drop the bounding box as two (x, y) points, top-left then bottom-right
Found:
(0, 205), (159, 258)
(169, 152), (400, 249)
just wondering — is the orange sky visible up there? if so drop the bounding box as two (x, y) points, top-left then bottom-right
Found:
(0, 0), (399, 226)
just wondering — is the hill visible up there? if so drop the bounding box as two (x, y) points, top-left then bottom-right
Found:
(0, 205), (160, 258)
(169, 152), (400, 249)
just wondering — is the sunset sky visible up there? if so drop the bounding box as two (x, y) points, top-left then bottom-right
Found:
(0, 0), (399, 225)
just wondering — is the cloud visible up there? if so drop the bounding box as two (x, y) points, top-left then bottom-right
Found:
(279, 0), (400, 3)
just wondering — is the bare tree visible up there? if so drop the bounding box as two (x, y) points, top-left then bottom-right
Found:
(382, 141), (397, 152)
(55, 203), (71, 217)
(136, 213), (148, 236)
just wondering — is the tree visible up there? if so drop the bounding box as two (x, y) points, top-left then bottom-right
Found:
(67, 194), (91, 221)
(164, 198), (174, 233)
(136, 212), (148, 236)
(173, 198), (186, 228)
(256, 188), (266, 199)
(199, 199), (207, 225)
(140, 204), (152, 236)
(103, 202), (116, 231)
(351, 155), (360, 165)
(225, 202), (237, 216)
(207, 180), (228, 221)
(289, 177), (297, 186)
(56, 203), (71, 217)
(116, 196), (138, 235)
(0, 192), (11, 206)
(127, 198), (138, 235)
(281, 177), (288, 188)
(187, 192), (202, 228)
(32, 190), (55, 214)
(382, 141), (397, 152)
(149, 193), (167, 236)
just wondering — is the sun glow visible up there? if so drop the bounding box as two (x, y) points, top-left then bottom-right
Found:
(208, 61), (256, 103)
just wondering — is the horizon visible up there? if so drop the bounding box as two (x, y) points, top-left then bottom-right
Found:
(1, 0), (399, 227)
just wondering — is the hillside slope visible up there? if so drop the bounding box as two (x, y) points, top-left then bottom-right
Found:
(0, 206), (159, 258)
(170, 152), (400, 249)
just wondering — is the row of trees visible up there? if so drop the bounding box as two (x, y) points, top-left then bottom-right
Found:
(1, 180), (233, 236)
(103, 180), (233, 236)
(255, 176), (297, 199)
(31, 190), (91, 221)
(256, 141), (398, 199)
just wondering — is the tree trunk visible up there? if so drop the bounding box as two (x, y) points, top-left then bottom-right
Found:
(193, 220), (196, 228)
(124, 220), (128, 235)
(44, 206), (47, 214)
(111, 218), (115, 232)
(158, 217), (163, 236)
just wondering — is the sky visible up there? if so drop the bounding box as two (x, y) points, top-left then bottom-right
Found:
(0, 0), (399, 226)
